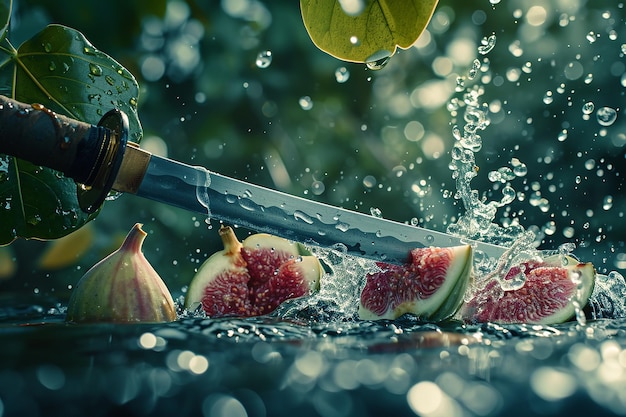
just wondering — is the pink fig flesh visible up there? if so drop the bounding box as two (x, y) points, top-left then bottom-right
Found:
(185, 226), (322, 318)
(460, 255), (596, 325)
(66, 223), (177, 323)
(359, 245), (472, 321)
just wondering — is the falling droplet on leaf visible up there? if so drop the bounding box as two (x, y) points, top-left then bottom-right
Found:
(365, 50), (391, 70)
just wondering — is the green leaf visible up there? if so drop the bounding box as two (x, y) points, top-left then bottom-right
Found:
(0, 0), (11, 43)
(300, 0), (438, 64)
(0, 24), (142, 245)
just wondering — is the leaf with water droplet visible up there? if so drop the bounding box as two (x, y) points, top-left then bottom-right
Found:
(89, 63), (102, 76)
(300, 0), (438, 64)
(0, 24), (143, 244)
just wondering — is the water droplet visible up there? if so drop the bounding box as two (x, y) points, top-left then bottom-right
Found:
(512, 162), (528, 177)
(582, 101), (595, 115)
(392, 165), (407, 178)
(362, 175), (376, 188)
(557, 129), (568, 142)
(83, 45), (96, 55)
(89, 63), (102, 76)
(294, 210), (314, 224)
(543, 91), (553, 104)
(586, 31), (597, 44)
(87, 93), (101, 103)
(370, 207), (382, 218)
(478, 34), (497, 55)
(596, 106), (617, 126)
(335, 67), (350, 83)
(602, 195), (613, 210)
(311, 180), (325, 195)
(338, 0), (365, 16)
(43, 43), (52, 53)
(468, 59), (481, 80)
(48, 61), (56, 71)
(129, 97), (138, 108)
(501, 267), (527, 291)
(59, 136), (71, 150)
(365, 50), (391, 70)
(335, 222), (350, 232)
(455, 77), (466, 92)
(349, 36), (360, 46)
(488, 170), (502, 183)
(564, 61), (584, 80)
(105, 75), (115, 86)
(255, 50), (272, 68)
(298, 96), (313, 110)
(27, 213), (42, 226)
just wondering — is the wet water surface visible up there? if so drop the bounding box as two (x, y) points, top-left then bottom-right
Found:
(0, 292), (625, 417)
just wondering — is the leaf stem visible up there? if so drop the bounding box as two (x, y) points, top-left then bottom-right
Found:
(0, 38), (15, 55)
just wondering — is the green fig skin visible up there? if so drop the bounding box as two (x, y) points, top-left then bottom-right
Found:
(66, 223), (177, 324)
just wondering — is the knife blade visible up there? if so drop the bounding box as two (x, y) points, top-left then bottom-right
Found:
(0, 95), (507, 263)
(113, 144), (508, 264)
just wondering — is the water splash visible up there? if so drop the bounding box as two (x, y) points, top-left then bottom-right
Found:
(478, 34), (497, 55)
(446, 78), (529, 249)
(275, 244), (377, 320)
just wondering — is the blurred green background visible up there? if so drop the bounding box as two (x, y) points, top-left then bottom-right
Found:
(1, 0), (624, 301)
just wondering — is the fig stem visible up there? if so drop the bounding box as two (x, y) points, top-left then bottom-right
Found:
(218, 226), (243, 254)
(120, 223), (147, 253)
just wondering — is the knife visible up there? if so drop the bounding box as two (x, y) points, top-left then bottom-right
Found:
(0, 95), (507, 263)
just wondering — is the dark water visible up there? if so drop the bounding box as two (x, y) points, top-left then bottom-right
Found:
(1, 293), (625, 417)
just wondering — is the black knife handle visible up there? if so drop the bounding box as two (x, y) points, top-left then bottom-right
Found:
(0, 95), (128, 213)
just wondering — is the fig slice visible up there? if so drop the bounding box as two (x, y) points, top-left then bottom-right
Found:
(185, 226), (322, 318)
(358, 245), (473, 321)
(460, 254), (596, 325)
(66, 223), (177, 323)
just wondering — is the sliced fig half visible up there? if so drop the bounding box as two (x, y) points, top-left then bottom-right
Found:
(185, 226), (322, 317)
(358, 245), (473, 321)
(460, 255), (596, 325)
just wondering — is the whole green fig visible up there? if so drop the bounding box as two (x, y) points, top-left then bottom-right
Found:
(66, 223), (177, 323)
